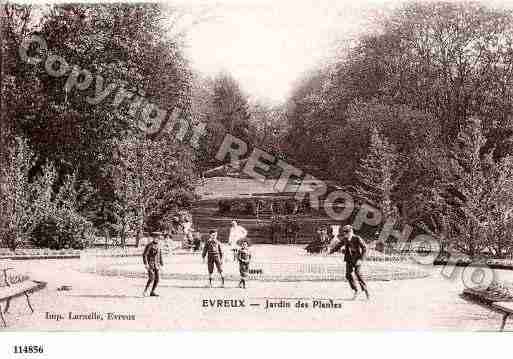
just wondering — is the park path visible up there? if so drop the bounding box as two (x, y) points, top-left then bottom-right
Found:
(1, 259), (510, 331)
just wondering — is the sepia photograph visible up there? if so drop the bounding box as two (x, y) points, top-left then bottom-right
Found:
(1, 0), (513, 342)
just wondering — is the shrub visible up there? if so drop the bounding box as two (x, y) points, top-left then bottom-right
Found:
(31, 219), (60, 249)
(1, 137), (93, 250)
(0, 228), (17, 251)
(31, 213), (93, 250)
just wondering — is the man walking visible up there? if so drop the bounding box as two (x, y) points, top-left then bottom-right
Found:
(143, 232), (164, 297)
(202, 230), (225, 287)
(329, 225), (369, 300)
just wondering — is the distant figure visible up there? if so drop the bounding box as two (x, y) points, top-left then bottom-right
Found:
(228, 221), (248, 261)
(142, 232), (164, 297)
(202, 230), (225, 287)
(182, 219), (194, 249)
(330, 225), (340, 244)
(305, 226), (329, 254)
(329, 225), (369, 300)
(192, 232), (202, 252)
(237, 240), (252, 289)
(170, 216), (181, 234)
(270, 216), (280, 244)
(285, 217), (299, 244)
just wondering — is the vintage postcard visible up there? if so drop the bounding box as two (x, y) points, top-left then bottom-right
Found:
(1, 0), (513, 336)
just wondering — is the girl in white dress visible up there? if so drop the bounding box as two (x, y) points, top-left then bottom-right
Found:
(228, 220), (248, 261)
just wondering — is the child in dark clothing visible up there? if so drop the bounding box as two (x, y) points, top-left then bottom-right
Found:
(202, 230), (224, 287)
(237, 240), (251, 289)
(192, 232), (202, 252)
(142, 232), (164, 297)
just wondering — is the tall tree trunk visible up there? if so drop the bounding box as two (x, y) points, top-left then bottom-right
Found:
(135, 203), (146, 247)
(135, 213), (142, 248)
(120, 221), (126, 248)
(135, 141), (144, 248)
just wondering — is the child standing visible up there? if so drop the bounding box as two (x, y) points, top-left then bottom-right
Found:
(202, 230), (225, 287)
(142, 232), (164, 297)
(237, 240), (251, 289)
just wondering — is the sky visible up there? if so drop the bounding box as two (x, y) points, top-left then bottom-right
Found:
(172, 0), (402, 104)
(174, 0), (513, 104)
(24, 0), (513, 104)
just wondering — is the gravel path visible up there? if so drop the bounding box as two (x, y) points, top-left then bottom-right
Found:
(1, 258), (511, 331)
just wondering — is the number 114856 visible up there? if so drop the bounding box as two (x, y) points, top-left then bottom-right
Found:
(13, 345), (44, 354)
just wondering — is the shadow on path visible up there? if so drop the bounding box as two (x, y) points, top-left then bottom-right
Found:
(159, 284), (213, 289)
(69, 294), (142, 299)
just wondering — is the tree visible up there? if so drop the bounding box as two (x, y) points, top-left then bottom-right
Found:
(2, 3), (194, 231)
(212, 73), (252, 146)
(109, 157), (139, 247)
(284, 68), (332, 176)
(112, 135), (196, 247)
(279, 2), (513, 251)
(0, 137), (93, 249)
(284, 1), (513, 174)
(249, 101), (288, 158)
(355, 128), (402, 220)
(428, 118), (513, 258)
(191, 73), (254, 171)
(0, 137), (26, 249)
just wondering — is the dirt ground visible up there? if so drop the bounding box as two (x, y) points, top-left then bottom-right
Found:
(3, 256), (513, 331)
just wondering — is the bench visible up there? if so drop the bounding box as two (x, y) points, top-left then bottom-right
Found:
(462, 288), (513, 331)
(491, 302), (513, 331)
(0, 267), (46, 327)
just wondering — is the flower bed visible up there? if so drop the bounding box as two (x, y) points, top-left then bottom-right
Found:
(80, 245), (431, 283)
(88, 260), (431, 282)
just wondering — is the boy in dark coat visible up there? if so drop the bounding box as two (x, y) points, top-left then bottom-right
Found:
(237, 240), (251, 289)
(202, 230), (224, 287)
(143, 232), (164, 297)
(329, 225), (369, 300)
